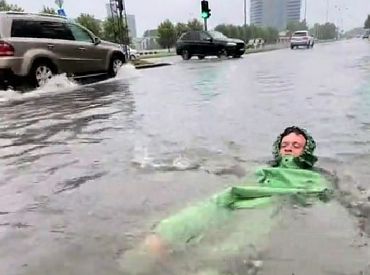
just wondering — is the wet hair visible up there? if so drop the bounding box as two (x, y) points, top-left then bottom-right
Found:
(278, 126), (307, 148)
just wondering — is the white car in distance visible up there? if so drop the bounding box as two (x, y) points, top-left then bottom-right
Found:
(290, 30), (314, 49)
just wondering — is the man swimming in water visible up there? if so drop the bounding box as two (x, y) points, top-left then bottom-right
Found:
(144, 126), (324, 255)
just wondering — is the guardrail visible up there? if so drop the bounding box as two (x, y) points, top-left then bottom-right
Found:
(138, 49), (173, 56)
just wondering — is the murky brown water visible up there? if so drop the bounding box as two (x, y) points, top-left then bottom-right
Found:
(1, 39), (370, 274)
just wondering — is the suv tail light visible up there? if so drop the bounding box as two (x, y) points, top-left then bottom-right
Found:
(0, 41), (14, 56)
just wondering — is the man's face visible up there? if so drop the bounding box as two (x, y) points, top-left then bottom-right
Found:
(279, 133), (306, 157)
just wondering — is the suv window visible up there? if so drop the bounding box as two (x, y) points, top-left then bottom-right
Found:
(199, 32), (211, 41)
(67, 23), (93, 43)
(190, 31), (200, 40)
(11, 20), (74, 40)
(293, 31), (308, 36)
(180, 32), (191, 41)
(68, 23), (94, 43)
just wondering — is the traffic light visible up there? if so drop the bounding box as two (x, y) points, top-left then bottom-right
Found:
(201, 0), (211, 19)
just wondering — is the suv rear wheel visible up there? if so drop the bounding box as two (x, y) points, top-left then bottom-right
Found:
(217, 48), (228, 58)
(181, 50), (191, 60)
(29, 59), (56, 88)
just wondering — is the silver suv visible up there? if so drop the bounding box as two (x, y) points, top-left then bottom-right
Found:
(0, 12), (126, 88)
(290, 30), (314, 49)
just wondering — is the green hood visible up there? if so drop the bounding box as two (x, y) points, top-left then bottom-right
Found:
(271, 126), (318, 169)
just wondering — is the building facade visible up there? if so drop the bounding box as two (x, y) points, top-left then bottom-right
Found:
(126, 14), (137, 38)
(250, 0), (301, 30)
(286, 0), (301, 24)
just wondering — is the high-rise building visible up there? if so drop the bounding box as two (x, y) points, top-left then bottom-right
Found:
(126, 14), (137, 38)
(250, 0), (263, 26)
(286, 0), (301, 23)
(250, 0), (301, 30)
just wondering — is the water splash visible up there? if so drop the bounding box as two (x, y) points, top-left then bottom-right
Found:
(115, 63), (141, 80)
(36, 73), (78, 92)
(0, 64), (141, 104)
(0, 73), (78, 103)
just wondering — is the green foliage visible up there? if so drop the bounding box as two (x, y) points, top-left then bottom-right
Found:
(187, 19), (203, 31)
(286, 20), (308, 33)
(0, 0), (23, 11)
(102, 17), (129, 44)
(214, 24), (279, 43)
(175, 23), (189, 38)
(76, 13), (102, 37)
(310, 23), (338, 40)
(157, 19), (177, 51)
(40, 6), (57, 15)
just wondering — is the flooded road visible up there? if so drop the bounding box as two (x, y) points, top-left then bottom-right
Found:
(1, 39), (370, 274)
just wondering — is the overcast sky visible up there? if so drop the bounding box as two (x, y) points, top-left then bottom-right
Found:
(9, 0), (370, 36)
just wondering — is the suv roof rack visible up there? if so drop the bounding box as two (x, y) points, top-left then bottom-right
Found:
(0, 11), (67, 19)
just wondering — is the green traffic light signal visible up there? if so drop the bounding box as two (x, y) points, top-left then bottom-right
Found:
(201, 0), (211, 19)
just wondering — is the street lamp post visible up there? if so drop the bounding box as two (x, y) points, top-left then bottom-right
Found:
(304, 0), (307, 22)
(243, 0), (247, 42)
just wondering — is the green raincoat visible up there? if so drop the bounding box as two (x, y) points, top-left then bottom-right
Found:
(154, 128), (332, 248)
(121, 128), (333, 274)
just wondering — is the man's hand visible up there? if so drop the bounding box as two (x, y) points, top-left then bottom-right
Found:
(144, 234), (167, 257)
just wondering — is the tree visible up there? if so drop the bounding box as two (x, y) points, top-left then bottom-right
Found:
(187, 19), (203, 31)
(102, 17), (129, 44)
(214, 24), (278, 43)
(286, 20), (308, 33)
(175, 22), (189, 38)
(264, 27), (279, 43)
(365, 15), (370, 29)
(0, 0), (23, 11)
(76, 13), (102, 37)
(157, 19), (177, 52)
(40, 6), (57, 15)
(310, 22), (337, 40)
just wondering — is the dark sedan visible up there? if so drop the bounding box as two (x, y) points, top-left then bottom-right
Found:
(176, 30), (245, 60)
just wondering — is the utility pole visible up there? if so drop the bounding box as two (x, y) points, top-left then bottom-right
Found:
(243, 0), (247, 42)
(121, 0), (130, 45)
(114, 0), (130, 60)
(304, 0), (307, 22)
(116, 0), (129, 44)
